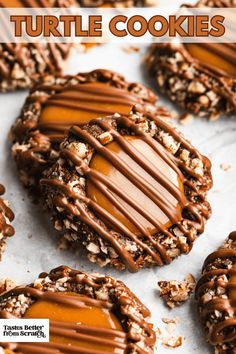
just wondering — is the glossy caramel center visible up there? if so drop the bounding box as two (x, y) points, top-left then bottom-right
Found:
(0, 0), (23, 7)
(40, 82), (136, 126)
(87, 136), (184, 235)
(23, 292), (125, 353)
(185, 43), (236, 77)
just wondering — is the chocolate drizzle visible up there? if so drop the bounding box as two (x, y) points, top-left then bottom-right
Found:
(41, 115), (212, 272)
(195, 232), (236, 350)
(44, 83), (139, 114)
(0, 184), (14, 239)
(0, 266), (156, 354)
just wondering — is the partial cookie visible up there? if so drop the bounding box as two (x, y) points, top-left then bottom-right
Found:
(0, 0), (75, 92)
(0, 265), (156, 353)
(195, 232), (236, 354)
(0, 184), (14, 259)
(77, 0), (150, 5)
(10, 69), (162, 191)
(41, 113), (212, 272)
(146, 0), (236, 119)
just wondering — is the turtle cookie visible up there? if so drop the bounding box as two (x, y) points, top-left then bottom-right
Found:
(195, 232), (236, 354)
(0, 0), (75, 92)
(41, 113), (212, 272)
(146, 0), (236, 120)
(10, 68), (166, 191)
(0, 184), (14, 260)
(0, 265), (156, 354)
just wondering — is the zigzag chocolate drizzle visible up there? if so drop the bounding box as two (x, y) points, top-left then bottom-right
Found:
(41, 116), (212, 272)
(195, 231), (236, 347)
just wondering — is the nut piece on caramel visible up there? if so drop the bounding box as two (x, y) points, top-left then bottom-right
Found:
(41, 113), (212, 272)
(195, 231), (236, 354)
(0, 266), (156, 353)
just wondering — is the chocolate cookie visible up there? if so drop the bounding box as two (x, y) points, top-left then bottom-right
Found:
(0, 265), (156, 353)
(10, 69), (162, 191)
(0, 184), (15, 259)
(195, 232), (236, 354)
(41, 113), (212, 272)
(146, 0), (236, 120)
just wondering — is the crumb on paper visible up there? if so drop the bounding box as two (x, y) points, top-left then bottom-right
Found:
(179, 112), (193, 125)
(162, 335), (183, 348)
(122, 45), (140, 53)
(171, 110), (179, 119)
(28, 234), (32, 239)
(161, 317), (179, 325)
(0, 278), (17, 294)
(156, 317), (183, 349)
(220, 163), (231, 172)
(158, 274), (196, 308)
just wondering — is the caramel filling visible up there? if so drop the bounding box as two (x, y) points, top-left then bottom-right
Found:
(87, 136), (184, 235)
(185, 43), (236, 77)
(22, 292), (126, 353)
(0, 0), (23, 7)
(40, 82), (137, 126)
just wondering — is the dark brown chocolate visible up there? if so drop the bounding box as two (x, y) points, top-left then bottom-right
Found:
(146, 0), (236, 119)
(0, 265), (156, 354)
(0, 184), (15, 260)
(195, 232), (236, 354)
(10, 69), (165, 193)
(41, 113), (212, 272)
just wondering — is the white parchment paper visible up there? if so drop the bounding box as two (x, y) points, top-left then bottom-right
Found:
(0, 1), (235, 353)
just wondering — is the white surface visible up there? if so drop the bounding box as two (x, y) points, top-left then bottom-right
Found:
(0, 2), (236, 353)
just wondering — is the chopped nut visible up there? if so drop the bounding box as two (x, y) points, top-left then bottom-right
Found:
(158, 274), (196, 308)
(220, 163), (231, 172)
(179, 112), (193, 125)
(57, 237), (69, 251)
(188, 81), (206, 94)
(162, 317), (179, 325)
(122, 45), (140, 53)
(87, 242), (100, 254)
(0, 278), (17, 294)
(209, 112), (220, 121)
(97, 132), (113, 145)
(162, 335), (183, 348)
